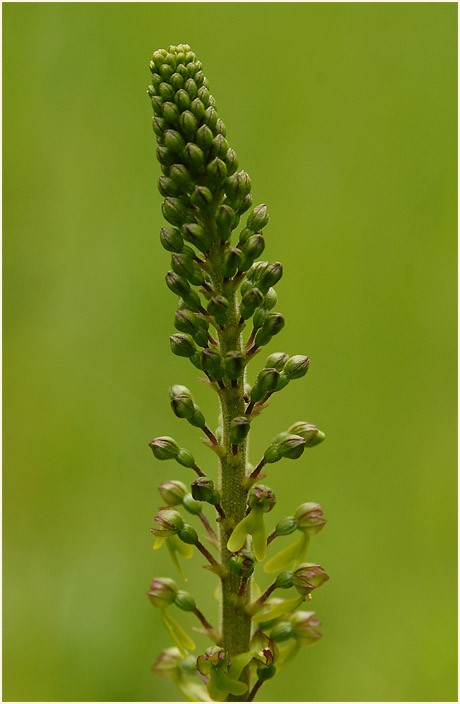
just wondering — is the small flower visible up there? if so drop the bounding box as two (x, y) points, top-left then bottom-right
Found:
(294, 502), (327, 534)
(292, 563), (329, 595)
(147, 577), (178, 608)
(150, 508), (184, 537)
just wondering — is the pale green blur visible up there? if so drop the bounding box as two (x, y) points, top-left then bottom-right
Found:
(3, 3), (457, 702)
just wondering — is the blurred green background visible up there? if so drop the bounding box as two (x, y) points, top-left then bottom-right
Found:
(3, 3), (457, 702)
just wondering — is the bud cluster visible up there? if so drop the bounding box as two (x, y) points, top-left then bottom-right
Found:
(146, 44), (328, 702)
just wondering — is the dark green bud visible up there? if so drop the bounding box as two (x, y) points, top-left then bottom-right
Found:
(263, 444), (282, 464)
(207, 295), (229, 326)
(288, 422), (325, 447)
(151, 95), (164, 116)
(149, 436), (179, 460)
(190, 185), (213, 212)
(200, 348), (224, 381)
(169, 333), (196, 358)
(224, 351), (245, 380)
(181, 288), (203, 312)
(182, 222), (211, 253)
(229, 416), (250, 445)
(170, 72), (184, 90)
(188, 405), (206, 429)
(164, 129), (185, 153)
(228, 550), (255, 578)
(254, 313), (285, 346)
(275, 371), (290, 391)
(215, 117), (226, 135)
(247, 204), (269, 232)
(162, 101), (180, 125)
(165, 270), (190, 297)
(237, 193), (253, 214)
(264, 287), (278, 310)
(179, 110), (198, 137)
(195, 124), (214, 150)
(171, 393), (195, 419)
(174, 88), (190, 111)
(274, 570), (294, 589)
(285, 355), (310, 380)
(204, 105), (218, 130)
(207, 157), (228, 188)
(184, 77), (198, 99)
(222, 248), (242, 279)
(156, 145), (176, 167)
(174, 309), (208, 347)
(190, 97), (206, 120)
(265, 352), (289, 371)
(169, 164), (193, 193)
(184, 142), (205, 174)
(171, 251), (194, 280)
(250, 368), (280, 403)
(198, 86), (212, 107)
(239, 234), (265, 271)
(238, 227), (252, 245)
(212, 134), (229, 159)
(178, 524), (198, 545)
(158, 176), (180, 198)
(158, 479), (188, 505)
(240, 288), (264, 320)
(278, 434), (306, 460)
(152, 115), (167, 137)
(159, 82), (175, 100)
(159, 63), (174, 81)
(225, 170), (251, 204)
(258, 262), (283, 294)
(174, 590), (196, 612)
(225, 148), (239, 175)
(275, 516), (298, 536)
(257, 665), (276, 682)
(160, 227), (183, 253)
(162, 197), (189, 226)
(191, 477), (220, 505)
(216, 204), (235, 241)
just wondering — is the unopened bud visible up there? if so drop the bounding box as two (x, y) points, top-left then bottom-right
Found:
(162, 197), (189, 226)
(151, 508), (184, 537)
(162, 101), (180, 125)
(195, 124), (214, 149)
(169, 333), (196, 358)
(239, 234), (265, 271)
(160, 227), (184, 253)
(275, 516), (298, 536)
(182, 222), (211, 253)
(147, 577), (178, 608)
(170, 393), (195, 419)
(229, 416), (250, 445)
(250, 368), (280, 403)
(164, 129), (185, 153)
(191, 477), (220, 505)
(216, 204), (235, 241)
(158, 480), (188, 505)
(222, 248), (242, 278)
(274, 570), (294, 589)
(285, 355), (310, 380)
(184, 143), (205, 174)
(178, 524), (199, 545)
(149, 436), (179, 460)
(258, 262), (283, 294)
(176, 448), (195, 468)
(207, 157), (228, 188)
(228, 550), (255, 578)
(190, 185), (213, 212)
(225, 148), (239, 175)
(247, 204), (269, 232)
(201, 348), (224, 381)
(278, 434), (306, 460)
(225, 170), (251, 205)
(179, 110), (198, 136)
(265, 352), (289, 371)
(169, 164), (193, 193)
(263, 444), (282, 464)
(240, 288), (264, 320)
(288, 422), (325, 447)
(207, 296), (229, 325)
(224, 351), (245, 379)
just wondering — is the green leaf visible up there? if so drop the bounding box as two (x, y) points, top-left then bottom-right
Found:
(264, 532), (309, 573)
(162, 611), (196, 656)
(251, 595), (304, 623)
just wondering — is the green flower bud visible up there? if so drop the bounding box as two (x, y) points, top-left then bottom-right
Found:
(222, 248), (242, 278)
(169, 164), (193, 193)
(225, 170), (251, 205)
(179, 110), (198, 137)
(190, 185), (213, 212)
(198, 85), (212, 106)
(250, 368), (280, 403)
(151, 647), (184, 680)
(174, 590), (196, 612)
(149, 436), (180, 460)
(174, 309), (208, 347)
(182, 493), (202, 515)
(164, 129), (185, 154)
(228, 550), (255, 578)
(174, 88), (191, 111)
(151, 508), (184, 537)
(158, 177), (181, 198)
(170, 72), (184, 90)
(257, 664), (276, 682)
(254, 312), (285, 346)
(181, 288), (203, 312)
(147, 577), (178, 608)
(239, 234), (265, 271)
(288, 422), (325, 447)
(224, 351), (245, 379)
(258, 262), (283, 294)
(265, 352), (289, 371)
(274, 570), (294, 589)
(275, 516), (298, 536)
(275, 371), (290, 391)
(171, 393), (195, 419)
(178, 524), (199, 545)
(169, 384), (193, 400)
(278, 434), (306, 460)
(181, 222), (211, 253)
(237, 193), (253, 214)
(159, 63), (174, 81)
(212, 134), (229, 159)
(184, 77), (198, 99)
(294, 503), (327, 534)
(195, 124), (214, 150)
(152, 115), (167, 137)
(263, 444), (282, 464)
(225, 148), (239, 175)
(240, 288), (264, 320)
(156, 145), (176, 167)
(191, 477), (220, 505)
(229, 416), (250, 445)
(248, 484), (276, 512)
(162, 197), (189, 226)
(190, 97), (206, 120)
(184, 142), (205, 174)
(207, 157), (228, 188)
(252, 306), (268, 330)
(216, 204), (235, 241)
(169, 333), (196, 358)
(204, 105), (218, 130)
(207, 295), (229, 325)
(264, 288), (278, 309)
(270, 622), (295, 643)
(176, 448), (195, 468)
(238, 227), (252, 245)
(292, 563), (329, 595)
(284, 355), (310, 380)
(201, 348), (224, 380)
(158, 479), (188, 505)
(151, 95), (164, 116)
(158, 82), (175, 101)
(214, 117), (225, 134)
(171, 251), (195, 281)
(162, 101), (180, 125)
(247, 203), (269, 231)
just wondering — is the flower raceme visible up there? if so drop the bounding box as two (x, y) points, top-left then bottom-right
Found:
(146, 43), (328, 702)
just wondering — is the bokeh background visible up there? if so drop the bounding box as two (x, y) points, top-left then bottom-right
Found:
(3, 3), (457, 702)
